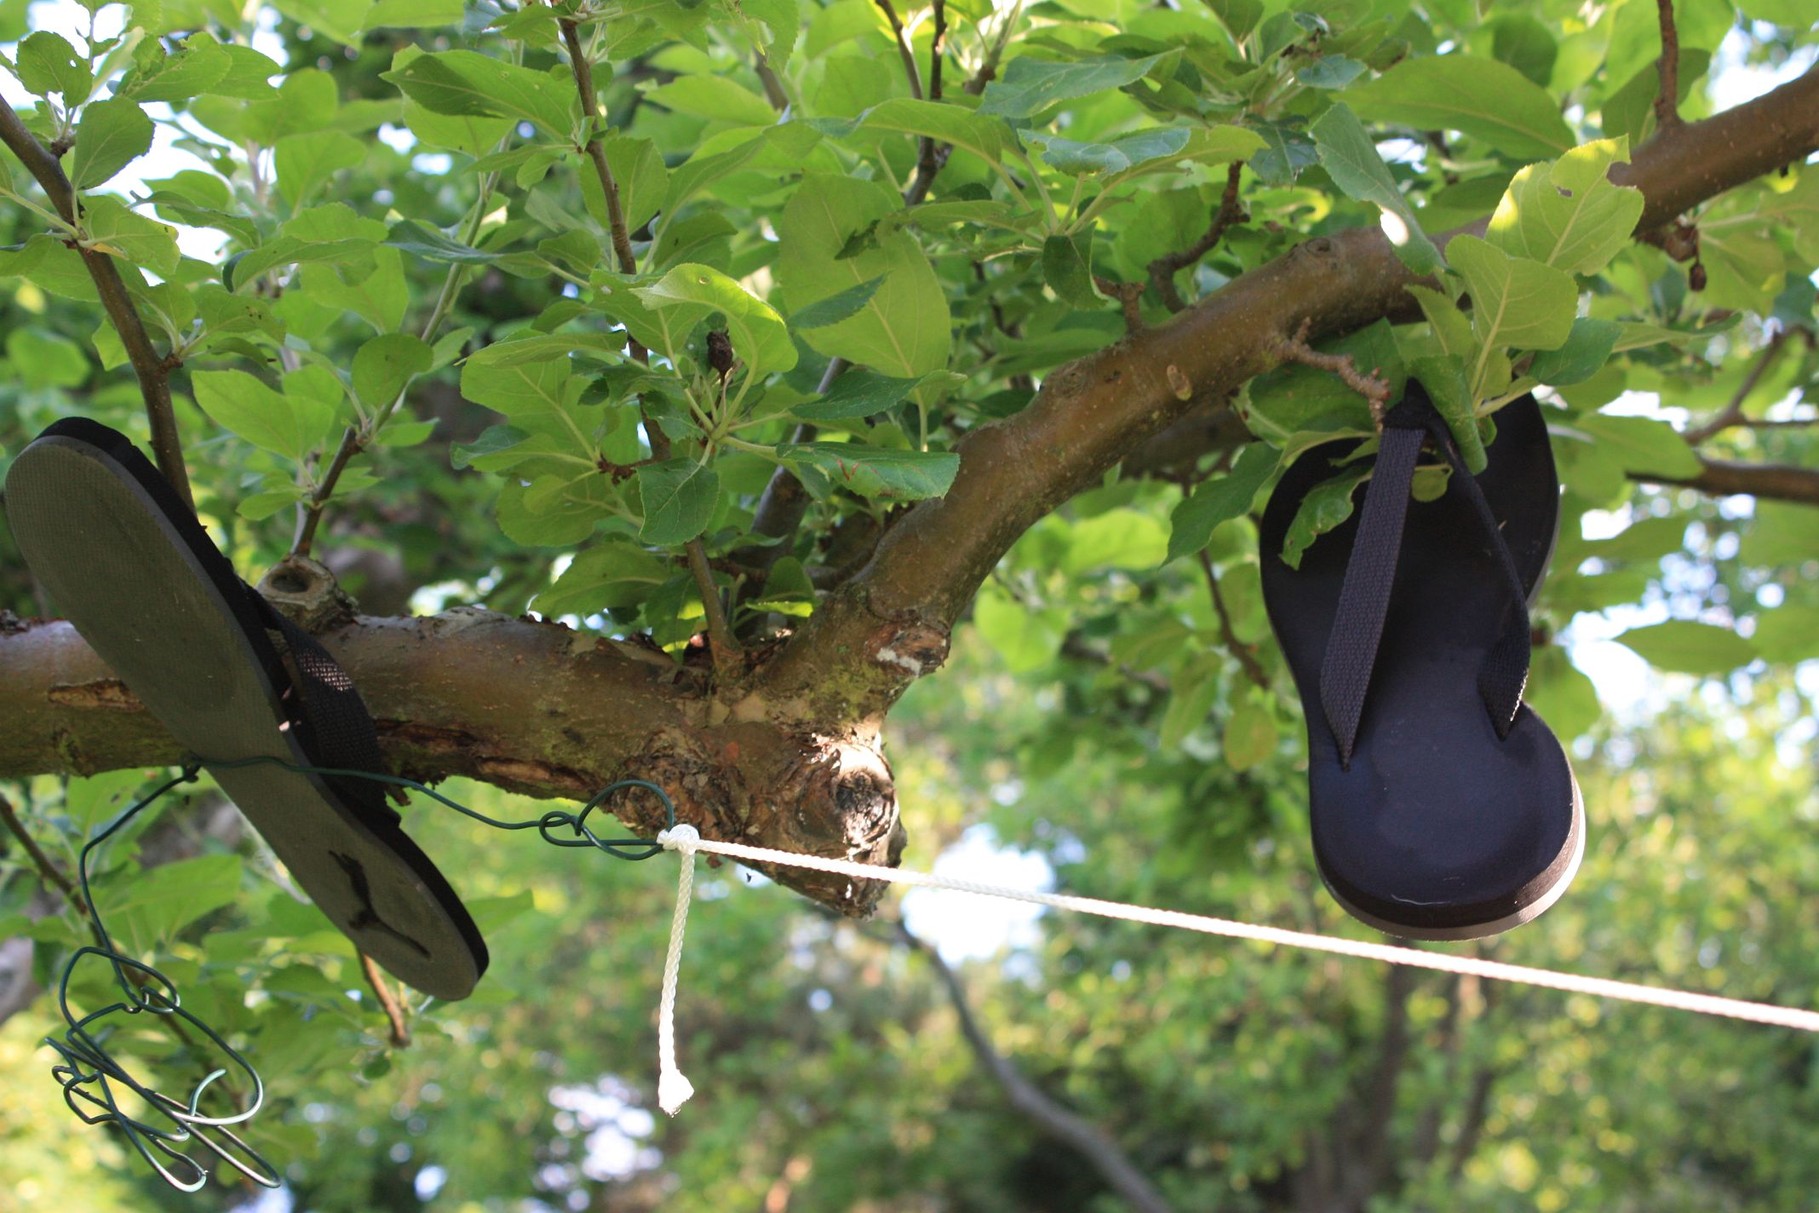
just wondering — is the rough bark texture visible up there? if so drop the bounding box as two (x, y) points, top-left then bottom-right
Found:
(2, 70), (1816, 913)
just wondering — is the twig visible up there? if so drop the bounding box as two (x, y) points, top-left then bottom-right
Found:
(1684, 328), (1789, 444)
(873, 0), (924, 100)
(0, 792), (82, 913)
(557, 10), (743, 672)
(1276, 318), (1392, 421)
(1197, 550), (1270, 690)
(0, 97), (194, 513)
(1093, 275), (1146, 333)
(1654, 0), (1684, 132)
(896, 923), (1175, 1213)
(1147, 162), (1248, 312)
(930, 0), (947, 102)
(754, 51), (790, 111)
(359, 951), (412, 1048)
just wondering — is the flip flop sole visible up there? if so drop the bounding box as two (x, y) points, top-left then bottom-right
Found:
(5, 422), (485, 999)
(1260, 395), (1584, 939)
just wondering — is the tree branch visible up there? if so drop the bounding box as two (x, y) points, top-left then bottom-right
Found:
(872, 0), (924, 100)
(1683, 328), (1794, 444)
(1632, 456), (1819, 505)
(555, 10), (742, 672)
(0, 611), (902, 916)
(1198, 551), (1270, 691)
(1147, 162), (1247, 312)
(0, 96), (194, 513)
(0, 790), (81, 912)
(1276, 317), (1392, 420)
(897, 923), (1174, 1213)
(753, 65), (1819, 723)
(360, 951), (412, 1048)
(1654, 0), (1684, 132)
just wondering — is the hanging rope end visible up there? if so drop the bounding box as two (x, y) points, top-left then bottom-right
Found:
(657, 1068), (695, 1116)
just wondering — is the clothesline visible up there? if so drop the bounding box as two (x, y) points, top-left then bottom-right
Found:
(648, 825), (1819, 1115)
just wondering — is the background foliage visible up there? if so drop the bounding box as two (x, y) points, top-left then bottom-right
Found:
(0, 0), (1816, 1210)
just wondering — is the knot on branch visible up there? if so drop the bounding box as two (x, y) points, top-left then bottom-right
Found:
(256, 556), (357, 632)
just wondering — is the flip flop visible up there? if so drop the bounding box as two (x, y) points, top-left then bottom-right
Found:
(1259, 388), (1584, 940)
(4, 418), (487, 999)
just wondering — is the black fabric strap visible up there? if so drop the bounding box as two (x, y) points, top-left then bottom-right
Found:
(243, 585), (399, 825)
(1317, 390), (1533, 767)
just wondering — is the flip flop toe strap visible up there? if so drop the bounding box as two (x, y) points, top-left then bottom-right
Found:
(1317, 389), (1533, 768)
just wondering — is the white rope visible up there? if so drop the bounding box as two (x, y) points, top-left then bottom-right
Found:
(653, 825), (699, 1115)
(653, 828), (1819, 1110)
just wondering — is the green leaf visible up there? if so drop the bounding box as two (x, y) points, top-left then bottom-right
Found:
(778, 443), (960, 500)
(193, 368), (335, 460)
(270, 0), (368, 45)
(1408, 355), (1486, 473)
(1042, 234), (1101, 308)
(1296, 55), (1366, 90)
(1063, 509), (1168, 573)
(96, 854), (243, 947)
(384, 219), (495, 265)
(636, 459), (719, 545)
(1223, 696), (1279, 771)
(1489, 14), (1558, 88)
(1487, 139), (1644, 275)
(363, 0), (465, 27)
(535, 542), (672, 616)
(1244, 116), (1318, 186)
(791, 277), (884, 330)
(6, 328), (89, 389)
(1279, 466), (1368, 569)
(646, 75), (775, 127)
(274, 130), (365, 210)
(974, 585), (1067, 674)
(496, 476), (611, 547)
(1167, 441), (1277, 563)
(1447, 234), (1577, 394)
(633, 263), (797, 378)
(1310, 103), (1442, 275)
(1528, 318), (1621, 386)
(1573, 412), (1700, 478)
(80, 196), (181, 277)
(859, 98), (1017, 165)
(1344, 54), (1574, 159)
(1525, 645), (1601, 741)
(69, 97), (154, 190)
(978, 53), (1169, 119)
(1160, 656), (1221, 750)
(777, 175), (951, 378)
(1750, 604), (1819, 665)
(791, 371), (944, 422)
(17, 30), (91, 100)
(598, 136), (669, 232)
(1615, 621), (1757, 677)
(352, 332), (432, 412)
(119, 31), (231, 103)
(382, 50), (574, 136)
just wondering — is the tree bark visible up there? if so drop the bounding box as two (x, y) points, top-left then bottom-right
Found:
(1, 70), (1815, 913)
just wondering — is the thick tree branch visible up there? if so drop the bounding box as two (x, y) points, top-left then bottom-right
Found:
(0, 96), (193, 513)
(1632, 457), (1819, 505)
(898, 923), (1173, 1213)
(754, 66), (1819, 723)
(0, 610), (901, 915)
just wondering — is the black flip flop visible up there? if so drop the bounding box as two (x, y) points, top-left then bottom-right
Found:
(4, 418), (487, 999)
(1259, 389), (1584, 940)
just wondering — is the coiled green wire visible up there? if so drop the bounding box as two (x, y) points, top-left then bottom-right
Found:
(45, 760), (674, 1193)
